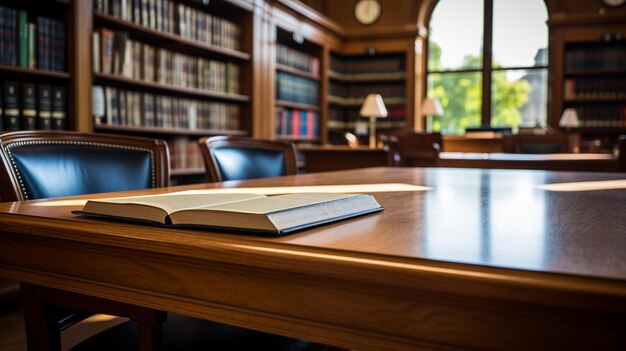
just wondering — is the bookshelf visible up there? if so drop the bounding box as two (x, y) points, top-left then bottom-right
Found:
(327, 52), (407, 145)
(551, 16), (626, 152)
(91, 0), (253, 182)
(274, 26), (322, 144)
(0, 0), (70, 132)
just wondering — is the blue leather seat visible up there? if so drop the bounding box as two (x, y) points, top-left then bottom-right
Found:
(199, 136), (298, 182)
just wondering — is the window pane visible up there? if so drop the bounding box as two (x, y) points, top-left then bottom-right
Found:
(493, 0), (548, 68)
(428, 0), (483, 71)
(491, 69), (548, 130)
(428, 72), (482, 135)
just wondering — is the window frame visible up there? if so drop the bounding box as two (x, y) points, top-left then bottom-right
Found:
(425, 0), (549, 129)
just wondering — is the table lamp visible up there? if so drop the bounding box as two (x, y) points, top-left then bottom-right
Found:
(559, 108), (580, 129)
(360, 94), (388, 148)
(422, 97), (444, 133)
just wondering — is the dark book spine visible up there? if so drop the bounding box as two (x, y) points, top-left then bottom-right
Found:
(0, 82), (3, 130)
(51, 86), (66, 130)
(37, 84), (52, 129)
(3, 81), (20, 130)
(20, 83), (37, 130)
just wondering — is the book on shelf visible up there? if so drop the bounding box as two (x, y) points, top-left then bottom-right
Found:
(74, 191), (383, 235)
(20, 83), (37, 130)
(37, 85), (52, 130)
(0, 86), (3, 130)
(51, 86), (66, 130)
(3, 82), (20, 131)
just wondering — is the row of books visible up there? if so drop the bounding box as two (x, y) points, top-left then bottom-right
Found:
(330, 82), (405, 100)
(328, 95), (405, 107)
(170, 137), (203, 171)
(565, 46), (626, 71)
(275, 107), (319, 138)
(330, 54), (405, 74)
(0, 81), (65, 131)
(94, 0), (241, 51)
(276, 72), (318, 106)
(326, 119), (406, 130)
(564, 78), (626, 100)
(570, 104), (626, 128)
(93, 86), (241, 130)
(329, 106), (406, 122)
(0, 6), (65, 71)
(94, 28), (240, 93)
(276, 44), (319, 77)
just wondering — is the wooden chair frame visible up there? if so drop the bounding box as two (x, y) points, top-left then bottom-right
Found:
(198, 136), (298, 182)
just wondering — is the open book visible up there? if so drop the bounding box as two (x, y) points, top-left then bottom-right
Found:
(74, 191), (383, 235)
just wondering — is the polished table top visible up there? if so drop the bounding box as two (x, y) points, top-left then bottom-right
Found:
(1, 167), (626, 350)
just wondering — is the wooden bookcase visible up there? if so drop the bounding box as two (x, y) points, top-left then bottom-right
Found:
(551, 15), (626, 152)
(327, 52), (408, 145)
(273, 26), (323, 145)
(90, 0), (254, 183)
(0, 0), (71, 132)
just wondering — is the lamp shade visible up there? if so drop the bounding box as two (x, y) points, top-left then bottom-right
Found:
(422, 97), (444, 116)
(360, 94), (388, 118)
(559, 108), (580, 128)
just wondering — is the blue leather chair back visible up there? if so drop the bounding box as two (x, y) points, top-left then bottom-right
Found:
(0, 131), (169, 201)
(211, 147), (288, 181)
(199, 136), (298, 182)
(9, 143), (153, 200)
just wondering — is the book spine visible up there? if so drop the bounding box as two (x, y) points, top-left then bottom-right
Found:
(18, 11), (28, 67)
(28, 22), (35, 68)
(38, 84), (52, 129)
(3, 81), (20, 131)
(21, 83), (37, 130)
(0, 82), (3, 130)
(51, 86), (66, 130)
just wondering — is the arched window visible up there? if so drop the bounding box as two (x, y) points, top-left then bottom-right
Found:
(427, 0), (548, 135)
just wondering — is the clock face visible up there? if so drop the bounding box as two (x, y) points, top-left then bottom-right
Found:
(354, 0), (382, 26)
(604, 0), (625, 6)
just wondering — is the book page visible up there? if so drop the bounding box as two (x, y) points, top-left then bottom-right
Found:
(90, 192), (266, 214)
(184, 193), (360, 214)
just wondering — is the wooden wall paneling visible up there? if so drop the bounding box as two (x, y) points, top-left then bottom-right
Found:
(252, 2), (272, 139)
(70, 0), (93, 133)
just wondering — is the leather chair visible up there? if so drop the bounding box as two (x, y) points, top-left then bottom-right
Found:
(381, 132), (442, 167)
(0, 131), (325, 351)
(502, 133), (567, 154)
(199, 136), (298, 182)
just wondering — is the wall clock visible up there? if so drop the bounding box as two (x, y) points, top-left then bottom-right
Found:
(603, 0), (625, 6)
(354, 0), (382, 26)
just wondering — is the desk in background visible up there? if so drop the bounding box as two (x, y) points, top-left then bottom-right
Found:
(1, 168), (626, 350)
(299, 145), (618, 173)
(439, 152), (617, 171)
(298, 145), (387, 172)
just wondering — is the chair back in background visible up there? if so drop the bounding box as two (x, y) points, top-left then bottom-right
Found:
(199, 136), (297, 182)
(0, 131), (169, 202)
(381, 132), (442, 167)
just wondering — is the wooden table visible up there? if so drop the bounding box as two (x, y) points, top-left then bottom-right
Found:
(438, 152), (618, 172)
(299, 145), (618, 173)
(2, 168), (626, 350)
